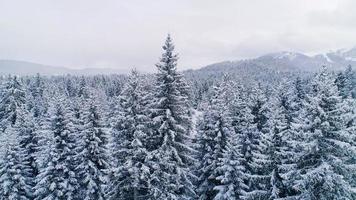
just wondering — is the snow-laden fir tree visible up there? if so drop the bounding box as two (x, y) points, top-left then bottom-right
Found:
(77, 76), (89, 99)
(244, 84), (272, 200)
(108, 70), (151, 200)
(263, 88), (292, 200)
(0, 131), (31, 200)
(14, 105), (40, 196)
(289, 77), (307, 119)
(27, 73), (47, 118)
(275, 78), (311, 198)
(249, 84), (270, 136)
(228, 85), (261, 200)
(213, 115), (247, 200)
(335, 65), (354, 99)
(34, 100), (78, 200)
(294, 66), (355, 199)
(75, 96), (110, 200)
(195, 83), (233, 200)
(64, 76), (77, 98)
(0, 76), (26, 132)
(146, 34), (195, 199)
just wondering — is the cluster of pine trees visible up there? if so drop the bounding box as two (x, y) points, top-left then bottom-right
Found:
(195, 65), (355, 200)
(0, 35), (355, 200)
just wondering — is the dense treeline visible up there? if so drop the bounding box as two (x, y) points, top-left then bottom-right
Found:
(0, 35), (355, 200)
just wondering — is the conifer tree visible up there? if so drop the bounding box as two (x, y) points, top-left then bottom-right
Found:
(0, 76), (26, 132)
(228, 86), (257, 200)
(195, 84), (230, 200)
(146, 34), (195, 199)
(294, 67), (355, 199)
(277, 78), (309, 198)
(265, 92), (291, 199)
(27, 73), (47, 118)
(213, 124), (247, 200)
(65, 77), (76, 98)
(244, 84), (271, 199)
(77, 76), (89, 98)
(0, 139), (31, 200)
(108, 70), (151, 200)
(34, 101), (78, 200)
(76, 97), (110, 200)
(15, 106), (40, 196)
(335, 65), (354, 99)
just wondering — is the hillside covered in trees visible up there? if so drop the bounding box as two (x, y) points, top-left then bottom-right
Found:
(0, 35), (355, 200)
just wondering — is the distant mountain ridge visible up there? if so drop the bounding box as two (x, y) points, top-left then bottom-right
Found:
(256, 47), (356, 71)
(198, 47), (356, 73)
(0, 60), (128, 75)
(1, 47), (355, 75)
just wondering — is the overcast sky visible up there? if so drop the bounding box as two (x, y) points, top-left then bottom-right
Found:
(0, 0), (356, 71)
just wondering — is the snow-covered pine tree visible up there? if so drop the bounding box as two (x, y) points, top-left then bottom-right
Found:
(146, 34), (195, 199)
(264, 88), (292, 200)
(213, 145), (246, 200)
(28, 74), (45, 98)
(0, 131), (31, 200)
(213, 118), (247, 200)
(289, 77), (307, 120)
(261, 81), (307, 199)
(34, 101), (78, 200)
(250, 84), (270, 136)
(109, 70), (149, 200)
(294, 66), (355, 199)
(27, 73), (47, 118)
(64, 76), (77, 98)
(278, 77), (311, 198)
(75, 97), (110, 200)
(14, 105), (40, 197)
(77, 76), (89, 99)
(244, 84), (272, 200)
(335, 65), (354, 99)
(195, 83), (233, 200)
(335, 65), (355, 151)
(228, 85), (258, 200)
(108, 70), (150, 200)
(0, 76), (26, 132)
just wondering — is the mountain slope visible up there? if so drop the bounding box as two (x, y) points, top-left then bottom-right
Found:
(0, 60), (69, 75)
(193, 47), (356, 75)
(0, 60), (127, 75)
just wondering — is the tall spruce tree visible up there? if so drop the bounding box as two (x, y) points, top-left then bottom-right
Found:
(228, 86), (260, 200)
(108, 70), (150, 200)
(265, 90), (291, 200)
(213, 118), (247, 200)
(294, 67), (355, 199)
(335, 65), (354, 99)
(213, 144), (247, 200)
(0, 76), (26, 132)
(0, 129), (32, 200)
(34, 101), (78, 200)
(15, 106), (40, 197)
(76, 97), (110, 200)
(146, 34), (195, 199)
(27, 73), (47, 118)
(244, 84), (272, 200)
(195, 84), (232, 200)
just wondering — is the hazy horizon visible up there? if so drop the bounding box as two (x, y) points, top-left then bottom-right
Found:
(1, 0), (356, 71)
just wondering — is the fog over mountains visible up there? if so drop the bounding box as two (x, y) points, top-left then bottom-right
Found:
(1, 47), (356, 75)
